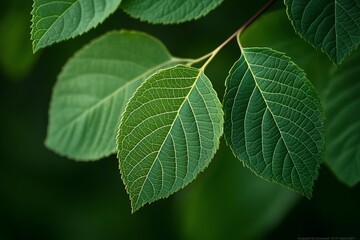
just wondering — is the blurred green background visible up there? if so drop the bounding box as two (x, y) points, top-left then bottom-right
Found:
(1, 1), (359, 239)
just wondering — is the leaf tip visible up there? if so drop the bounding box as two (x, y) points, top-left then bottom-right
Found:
(129, 195), (146, 213)
(303, 187), (313, 199)
(32, 43), (40, 54)
(130, 205), (139, 214)
(130, 203), (143, 214)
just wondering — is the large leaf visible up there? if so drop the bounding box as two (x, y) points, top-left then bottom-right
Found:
(325, 52), (360, 186)
(31, 0), (122, 52)
(117, 65), (223, 212)
(241, 9), (360, 187)
(285, 0), (360, 65)
(223, 47), (325, 198)
(46, 31), (184, 161)
(121, 0), (223, 24)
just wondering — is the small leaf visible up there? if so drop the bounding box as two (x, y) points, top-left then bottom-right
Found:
(46, 30), (184, 161)
(284, 0), (360, 64)
(117, 65), (223, 212)
(325, 52), (360, 186)
(223, 47), (325, 198)
(121, 0), (223, 24)
(31, 0), (122, 52)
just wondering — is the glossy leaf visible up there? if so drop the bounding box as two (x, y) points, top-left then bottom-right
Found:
(31, 0), (122, 52)
(223, 47), (325, 198)
(121, 0), (223, 24)
(46, 31), (184, 161)
(285, 0), (360, 64)
(117, 65), (223, 212)
(325, 52), (360, 186)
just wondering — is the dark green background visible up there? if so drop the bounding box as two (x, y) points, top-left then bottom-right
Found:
(1, 1), (359, 239)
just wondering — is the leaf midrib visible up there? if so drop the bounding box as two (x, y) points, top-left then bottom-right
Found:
(241, 50), (307, 190)
(33, 0), (78, 49)
(132, 68), (203, 210)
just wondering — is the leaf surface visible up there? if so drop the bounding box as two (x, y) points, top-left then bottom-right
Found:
(223, 47), (325, 198)
(325, 52), (360, 186)
(121, 0), (223, 24)
(46, 31), (183, 160)
(31, 0), (122, 52)
(242, 9), (360, 187)
(240, 9), (332, 87)
(285, 0), (360, 64)
(117, 65), (223, 212)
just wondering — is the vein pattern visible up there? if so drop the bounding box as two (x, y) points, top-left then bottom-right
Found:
(31, 0), (122, 51)
(121, 0), (223, 24)
(285, 0), (360, 64)
(117, 65), (223, 212)
(46, 31), (182, 160)
(223, 47), (325, 198)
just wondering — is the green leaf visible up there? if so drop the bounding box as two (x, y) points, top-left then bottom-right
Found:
(31, 0), (122, 52)
(284, 0), (360, 65)
(46, 30), (184, 161)
(241, 9), (360, 187)
(325, 52), (360, 186)
(223, 47), (325, 198)
(117, 65), (223, 212)
(121, 0), (223, 24)
(240, 9), (332, 88)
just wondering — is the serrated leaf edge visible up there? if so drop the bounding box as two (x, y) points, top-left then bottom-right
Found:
(44, 30), (186, 161)
(116, 65), (224, 212)
(120, 0), (224, 25)
(224, 46), (326, 199)
(283, 0), (360, 65)
(31, 0), (123, 52)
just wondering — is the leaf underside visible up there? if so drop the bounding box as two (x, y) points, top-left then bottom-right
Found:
(46, 31), (183, 161)
(31, 0), (122, 52)
(223, 47), (325, 198)
(285, 0), (360, 64)
(117, 65), (223, 212)
(121, 0), (223, 24)
(325, 52), (360, 186)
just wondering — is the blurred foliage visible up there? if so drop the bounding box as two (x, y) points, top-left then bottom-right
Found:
(324, 52), (360, 186)
(0, 1), (359, 240)
(176, 141), (299, 240)
(0, 1), (39, 80)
